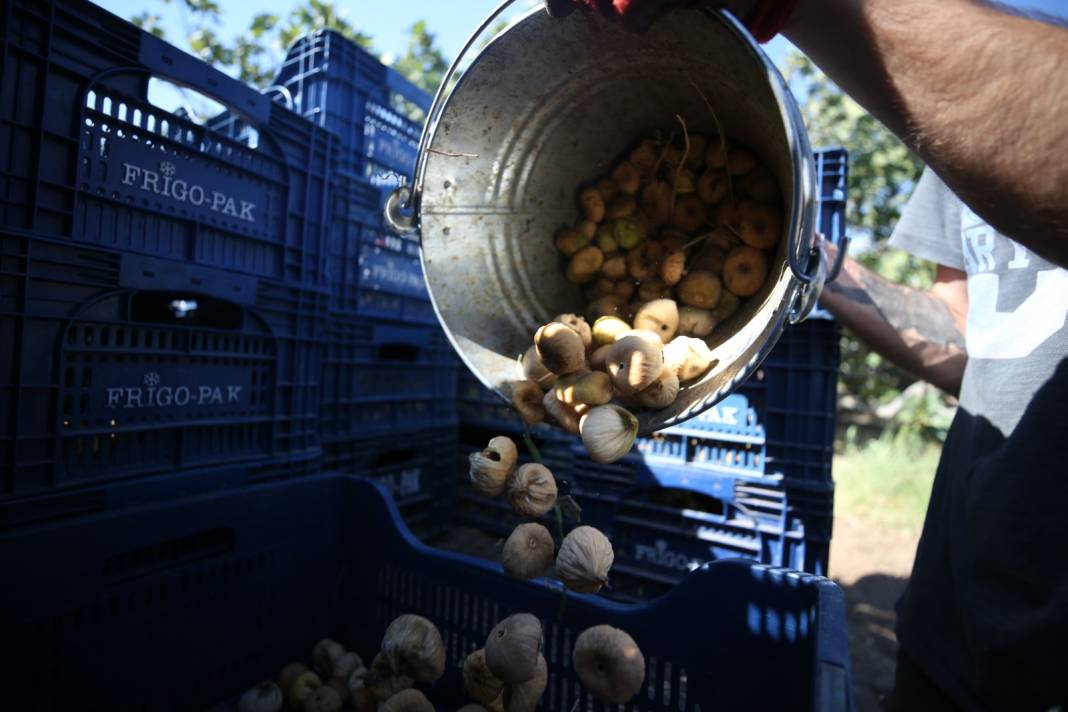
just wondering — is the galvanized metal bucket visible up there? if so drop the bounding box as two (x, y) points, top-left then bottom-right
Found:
(386, 2), (827, 434)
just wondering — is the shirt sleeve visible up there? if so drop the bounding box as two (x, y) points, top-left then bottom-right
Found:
(887, 168), (966, 270)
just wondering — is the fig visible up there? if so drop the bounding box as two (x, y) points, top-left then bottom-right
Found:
(737, 200), (782, 249)
(380, 689), (433, 712)
(381, 614), (445, 684)
(585, 295), (628, 321)
(684, 134), (709, 170)
(612, 161), (641, 195)
(668, 166), (696, 194)
(711, 290), (741, 322)
(626, 241), (663, 281)
(566, 245), (605, 284)
(502, 523), (555, 580)
(554, 313), (592, 350)
(629, 140), (660, 176)
(580, 186), (605, 222)
(520, 345), (556, 389)
(592, 315), (631, 346)
(637, 366), (680, 408)
(614, 216), (647, 249)
(503, 654), (547, 712)
(696, 169), (729, 205)
(664, 336), (715, 382)
(577, 219), (598, 241)
(572, 626), (645, 704)
(676, 270), (723, 309)
(726, 146), (758, 176)
(605, 334), (664, 393)
(485, 614), (543, 684)
(632, 299), (679, 343)
(677, 306), (716, 337)
(723, 245), (769, 297)
(556, 526), (614, 593)
(543, 389), (581, 435)
(605, 193), (638, 220)
(670, 194), (710, 233)
(742, 166), (780, 203)
(535, 322), (586, 375)
(469, 435), (519, 497)
(595, 177), (619, 204)
(640, 181), (674, 226)
(613, 279), (636, 301)
(660, 249), (687, 286)
(585, 277), (615, 301)
(464, 649), (505, 704)
(506, 463), (558, 517)
(511, 380), (546, 425)
(554, 370), (613, 406)
(595, 223), (619, 252)
(554, 226), (588, 256)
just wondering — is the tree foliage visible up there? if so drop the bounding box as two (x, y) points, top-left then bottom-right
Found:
(786, 52), (950, 440)
(131, 0), (445, 94)
(391, 21), (449, 95)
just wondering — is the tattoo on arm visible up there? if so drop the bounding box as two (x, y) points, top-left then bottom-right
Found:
(824, 270), (966, 350)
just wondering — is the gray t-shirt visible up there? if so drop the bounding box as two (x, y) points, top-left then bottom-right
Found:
(886, 169), (1068, 709)
(889, 168), (1068, 435)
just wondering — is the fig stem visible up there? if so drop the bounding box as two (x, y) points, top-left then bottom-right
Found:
(674, 114), (690, 201)
(426, 148), (479, 158)
(687, 76), (735, 205)
(519, 393), (568, 623)
(521, 425), (542, 465)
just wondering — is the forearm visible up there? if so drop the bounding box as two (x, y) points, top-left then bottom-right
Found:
(820, 256), (967, 395)
(784, 0), (1068, 267)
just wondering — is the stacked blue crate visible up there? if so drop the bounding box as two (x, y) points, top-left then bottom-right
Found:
(273, 29), (436, 325)
(0, 0), (336, 528)
(245, 28), (460, 527)
(454, 148), (848, 596)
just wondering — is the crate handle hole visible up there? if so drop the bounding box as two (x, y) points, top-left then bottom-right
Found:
(130, 291), (242, 329)
(377, 343), (420, 361)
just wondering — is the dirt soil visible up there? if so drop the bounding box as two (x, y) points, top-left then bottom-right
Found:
(829, 515), (921, 712)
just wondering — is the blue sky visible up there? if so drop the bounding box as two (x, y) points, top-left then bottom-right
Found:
(95, 0), (799, 73)
(93, 0), (1066, 87)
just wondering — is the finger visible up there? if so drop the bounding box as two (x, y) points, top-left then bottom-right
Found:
(545, 0), (614, 19)
(612, 0), (705, 33)
(544, 0), (578, 18)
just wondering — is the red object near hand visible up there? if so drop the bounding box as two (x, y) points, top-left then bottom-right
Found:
(545, 0), (799, 41)
(545, 0), (705, 33)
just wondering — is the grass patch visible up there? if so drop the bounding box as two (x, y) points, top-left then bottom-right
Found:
(833, 436), (941, 533)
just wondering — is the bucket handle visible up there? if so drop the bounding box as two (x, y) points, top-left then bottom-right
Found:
(385, 0), (529, 236)
(788, 230), (851, 322)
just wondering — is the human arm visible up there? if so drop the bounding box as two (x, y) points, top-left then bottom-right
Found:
(784, 0), (1068, 268)
(820, 243), (969, 396)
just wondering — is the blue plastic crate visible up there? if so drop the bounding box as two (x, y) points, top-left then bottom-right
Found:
(0, 454), (320, 531)
(274, 29), (431, 201)
(0, 232), (326, 516)
(320, 314), (458, 441)
(0, 476), (852, 711)
(646, 317), (840, 485)
(809, 146), (850, 320)
(1, 0), (337, 286)
(322, 427), (456, 540)
(326, 173), (438, 323)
